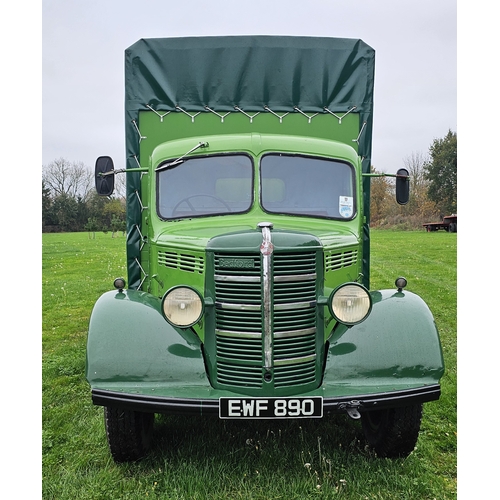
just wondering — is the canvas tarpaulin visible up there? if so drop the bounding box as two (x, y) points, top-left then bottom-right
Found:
(125, 36), (374, 113)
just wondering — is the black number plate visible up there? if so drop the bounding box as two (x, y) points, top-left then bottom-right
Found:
(219, 397), (323, 419)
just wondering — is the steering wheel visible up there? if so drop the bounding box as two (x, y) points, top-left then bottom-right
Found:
(172, 195), (231, 217)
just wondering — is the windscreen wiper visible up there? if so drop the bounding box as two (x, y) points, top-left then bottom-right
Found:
(155, 142), (209, 172)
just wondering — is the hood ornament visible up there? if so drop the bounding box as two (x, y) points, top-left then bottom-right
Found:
(258, 222), (274, 256)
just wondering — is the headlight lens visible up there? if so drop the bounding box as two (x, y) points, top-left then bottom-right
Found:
(161, 286), (203, 327)
(329, 283), (372, 325)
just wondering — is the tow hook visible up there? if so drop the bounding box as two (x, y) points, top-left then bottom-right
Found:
(340, 400), (362, 420)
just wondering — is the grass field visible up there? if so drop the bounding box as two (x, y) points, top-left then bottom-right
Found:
(42, 230), (457, 499)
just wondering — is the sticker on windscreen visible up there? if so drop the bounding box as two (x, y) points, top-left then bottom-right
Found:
(339, 196), (353, 218)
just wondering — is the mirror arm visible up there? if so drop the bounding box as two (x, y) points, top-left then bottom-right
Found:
(98, 167), (148, 177)
(362, 173), (409, 179)
(363, 170), (410, 205)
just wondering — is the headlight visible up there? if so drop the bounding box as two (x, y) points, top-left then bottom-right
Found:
(161, 286), (203, 327)
(329, 283), (372, 325)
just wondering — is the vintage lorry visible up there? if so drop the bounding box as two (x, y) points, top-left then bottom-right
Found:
(87, 36), (444, 462)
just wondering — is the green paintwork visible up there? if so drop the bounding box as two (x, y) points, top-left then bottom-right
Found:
(139, 112), (360, 161)
(132, 122), (366, 298)
(87, 36), (444, 408)
(325, 290), (444, 392)
(142, 133), (363, 348)
(124, 37), (374, 290)
(86, 288), (443, 399)
(86, 290), (207, 389)
(144, 133), (363, 298)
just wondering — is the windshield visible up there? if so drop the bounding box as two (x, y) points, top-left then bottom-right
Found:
(157, 154), (253, 219)
(260, 154), (355, 219)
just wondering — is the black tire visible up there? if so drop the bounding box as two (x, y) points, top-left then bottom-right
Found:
(449, 222), (457, 233)
(104, 407), (154, 462)
(361, 404), (423, 458)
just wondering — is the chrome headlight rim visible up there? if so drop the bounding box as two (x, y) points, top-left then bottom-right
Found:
(161, 285), (204, 328)
(328, 282), (372, 326)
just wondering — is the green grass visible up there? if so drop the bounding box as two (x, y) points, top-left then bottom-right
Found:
(42, 230), (457, 499)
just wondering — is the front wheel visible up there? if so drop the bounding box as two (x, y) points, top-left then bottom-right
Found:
(361, 404), (423, 458)
(104, 407), (154, 462)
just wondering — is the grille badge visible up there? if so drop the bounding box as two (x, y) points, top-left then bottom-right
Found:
(218, 258), (255, 269)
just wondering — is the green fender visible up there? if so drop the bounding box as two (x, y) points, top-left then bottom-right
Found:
(87, 289), (444, 401)
(322, 289), (445, 396)
(86, 290), (210, 394)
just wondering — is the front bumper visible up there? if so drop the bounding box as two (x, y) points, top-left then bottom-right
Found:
(92, 384), (441, 416)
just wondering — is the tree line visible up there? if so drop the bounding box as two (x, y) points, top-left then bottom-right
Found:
(370, 130), (456, 229)
(42, 158), (126, 237)
(42, 131), (456, 233)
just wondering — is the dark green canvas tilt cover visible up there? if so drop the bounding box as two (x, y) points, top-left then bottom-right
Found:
(124, 36), (375, 288)
(125, 36), (374, 113)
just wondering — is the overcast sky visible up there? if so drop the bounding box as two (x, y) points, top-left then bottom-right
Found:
(42, 0), (457, 174)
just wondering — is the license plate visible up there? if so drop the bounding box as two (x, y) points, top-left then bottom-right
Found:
(219, 397), (323, 419)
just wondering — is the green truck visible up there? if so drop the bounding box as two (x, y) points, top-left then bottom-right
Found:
(87, 36), (444, 462)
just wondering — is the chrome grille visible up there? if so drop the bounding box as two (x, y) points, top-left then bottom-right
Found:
(214, 280), (261, 305)
(274, 360), (316, 387)
(274, 308), (316, 332)
(274, 253), (316, 275)
(214, 250), (318, 390)
(217, 361), (263, 388)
